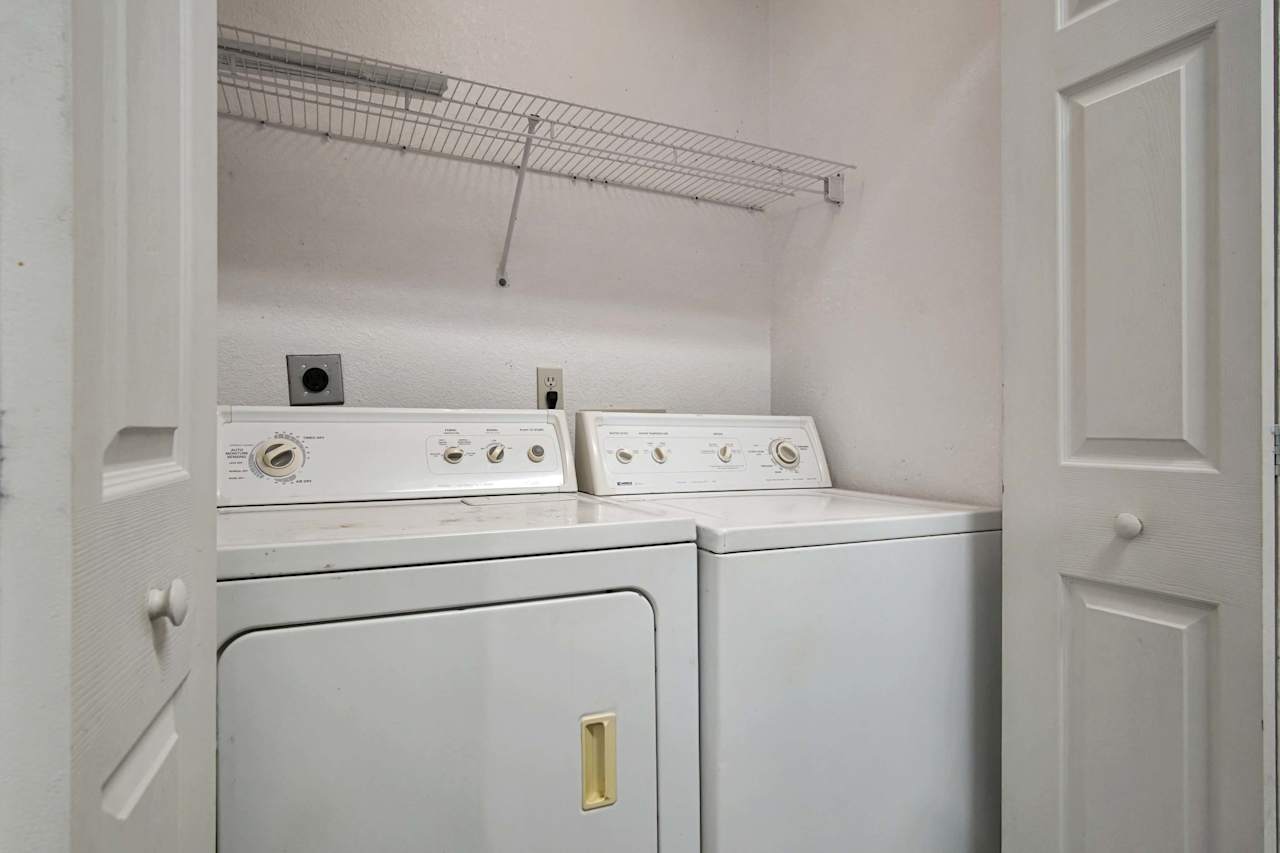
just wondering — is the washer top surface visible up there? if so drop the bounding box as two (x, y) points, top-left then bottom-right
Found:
(574, 411), (999, 553)
(607, 488), (1000, 553)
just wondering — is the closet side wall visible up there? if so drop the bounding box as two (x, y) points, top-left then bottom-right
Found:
(767, 0), (1002, 506)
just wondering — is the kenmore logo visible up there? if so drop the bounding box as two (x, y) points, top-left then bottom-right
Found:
(616, 481), (634, 486)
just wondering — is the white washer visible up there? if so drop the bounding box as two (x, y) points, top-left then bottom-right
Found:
(216, 406), (700, 853)
(575, 411), (1002, 853)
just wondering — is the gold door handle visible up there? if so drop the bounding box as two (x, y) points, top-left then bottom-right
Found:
(580, 712), (617, 810)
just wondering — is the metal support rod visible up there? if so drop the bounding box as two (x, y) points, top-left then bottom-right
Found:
(497, 115), (540, 287)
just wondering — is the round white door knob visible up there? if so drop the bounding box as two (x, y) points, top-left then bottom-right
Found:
(147, 579), (189, 627)
(1114, 513), (1144, 540)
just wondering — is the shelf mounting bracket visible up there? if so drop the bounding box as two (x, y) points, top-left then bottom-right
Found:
(824, 172), (845, 205)
(497, 114), (541, 287)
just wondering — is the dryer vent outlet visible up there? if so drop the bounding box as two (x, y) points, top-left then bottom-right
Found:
(287, 354), (345, 405)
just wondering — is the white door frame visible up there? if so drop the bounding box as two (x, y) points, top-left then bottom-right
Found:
(1266, 12), (1279, 851)
(1273, 10), (1280, 838)
(1272, 10), (1280, 841)
(0, 1), (74, 850)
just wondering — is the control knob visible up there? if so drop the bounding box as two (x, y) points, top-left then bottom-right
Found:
(652, 446), (669, 464)
(486, 444), (506, 463)
(770, 439), (800, 468)
(528, 444), (546, 463)
(443, 446), (465, 464)
(254, 438), (303, 478)
(616, 448), (634, 464)
(717, 444), (734, 463)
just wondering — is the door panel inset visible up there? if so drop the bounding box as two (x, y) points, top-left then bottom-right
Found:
(100, 693), (179, 822)
(1062, 578), (1213, 852)
(1059, 0), (1117, 28)
(96, 0), (191, 499)
(1059, 33), (1217, 470)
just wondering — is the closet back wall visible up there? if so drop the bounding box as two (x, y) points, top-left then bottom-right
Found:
(217, 0), (773, 416)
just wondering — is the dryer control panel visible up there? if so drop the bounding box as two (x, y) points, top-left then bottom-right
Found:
(575, 412), (832, 496)
(218, 407), (575, 506)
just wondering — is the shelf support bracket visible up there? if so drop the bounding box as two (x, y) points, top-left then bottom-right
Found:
(497, 114), (541, 287)
(824, 172), (845, 205)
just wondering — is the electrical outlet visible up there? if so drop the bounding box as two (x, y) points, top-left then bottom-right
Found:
(537, 367), (563, 410)
(287, 354), (345, 406)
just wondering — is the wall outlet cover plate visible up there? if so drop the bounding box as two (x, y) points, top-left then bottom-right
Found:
(537, 366), (563, 410)
(286, 354), (344, 405)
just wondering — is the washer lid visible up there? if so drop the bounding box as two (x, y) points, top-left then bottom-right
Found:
(217, 493), (693, 579)
(614, 489), (1001, 553)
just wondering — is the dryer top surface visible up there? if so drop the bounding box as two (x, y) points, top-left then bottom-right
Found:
(217, 493), (692, 579)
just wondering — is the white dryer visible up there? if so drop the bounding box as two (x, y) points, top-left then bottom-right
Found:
(575, 411), (1002, 853)
(216, 407), (700, 853)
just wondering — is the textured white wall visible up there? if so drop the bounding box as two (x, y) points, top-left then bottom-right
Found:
(217, 0), (773, 418)
(218, 0), (1004, 504)
(767, 0), (1002, 505)
(0, 0), (72, 848)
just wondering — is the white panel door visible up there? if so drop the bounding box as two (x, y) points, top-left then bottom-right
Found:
(1002, 0), (1273, 850)
(70, 0), (217, 851)
(218, 592), (659, 853)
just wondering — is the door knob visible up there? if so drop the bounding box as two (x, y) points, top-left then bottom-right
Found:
(147, 578), (189, 626)
(1114, 513), (1144, 540)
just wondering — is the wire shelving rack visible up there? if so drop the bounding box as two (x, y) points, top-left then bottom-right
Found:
(217, 23), (855, 285)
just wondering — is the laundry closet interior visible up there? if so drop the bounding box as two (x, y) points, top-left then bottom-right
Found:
(211, 2), (1003, 850)
(14, 0), (1269, 849)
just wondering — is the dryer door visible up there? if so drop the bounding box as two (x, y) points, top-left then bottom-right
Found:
(217, 591), (657, 853)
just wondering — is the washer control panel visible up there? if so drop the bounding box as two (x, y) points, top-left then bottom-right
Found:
(219, 407), (574, 506)
(575, 412), (831, 496)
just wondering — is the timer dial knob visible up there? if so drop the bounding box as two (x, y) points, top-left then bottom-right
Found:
(652, 446), (669, 464)
(486, 444), (506, 463)
(770, 439), (800, 468)
(527, 444), (546, 463)
(717, 444), (734, 463)
(443, 446), (465, 464)
(616, 448), (634, 464)
(254, 439), (303, 478)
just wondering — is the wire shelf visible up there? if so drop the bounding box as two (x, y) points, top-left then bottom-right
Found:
(217, 23), (854, 211)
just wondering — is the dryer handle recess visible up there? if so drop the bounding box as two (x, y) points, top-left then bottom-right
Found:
(580, 712), (617, 811)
